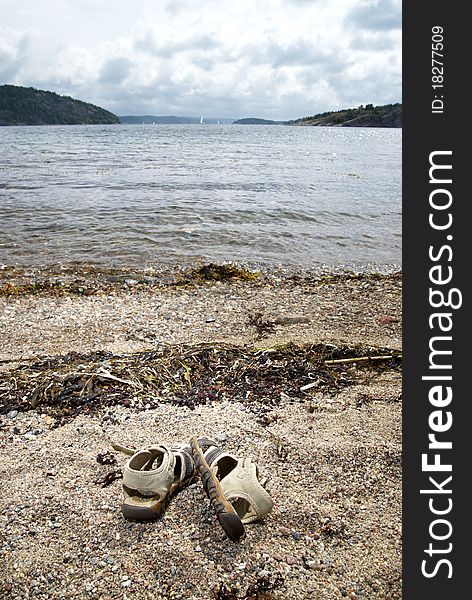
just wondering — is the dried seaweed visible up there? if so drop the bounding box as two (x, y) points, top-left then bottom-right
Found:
(248, 313), (277, 336)
(96, 451), (117, 466)
(0, 263), (260, 297)
(0, 342), (402, 422)
(94, 468), (123, 488)
(213, 574), (284, 600)
(178, 263), (260, 284)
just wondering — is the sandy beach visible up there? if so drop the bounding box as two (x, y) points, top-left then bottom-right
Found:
(0, 266), (402, 599)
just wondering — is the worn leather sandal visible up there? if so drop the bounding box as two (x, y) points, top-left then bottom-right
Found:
(112, 441), (196, 521)
(190, 437), (274, 541)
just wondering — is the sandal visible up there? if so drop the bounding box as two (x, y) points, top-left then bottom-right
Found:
(112, 441), (197, 521)
(190, 437), (274, 541)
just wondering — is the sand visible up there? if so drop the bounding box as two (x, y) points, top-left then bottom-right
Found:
(0, 268), (402, 599)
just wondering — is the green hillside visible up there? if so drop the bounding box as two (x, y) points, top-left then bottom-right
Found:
(287, 103), (402, 127)
(0, 85), (120, 126)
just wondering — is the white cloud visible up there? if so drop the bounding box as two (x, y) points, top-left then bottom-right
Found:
(0, 0), (401, 119)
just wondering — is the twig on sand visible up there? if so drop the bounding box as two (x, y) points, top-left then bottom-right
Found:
(324, 355), (399, 366)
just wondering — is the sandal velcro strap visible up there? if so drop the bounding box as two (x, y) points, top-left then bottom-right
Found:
(204, 446), (232, 467)
(170, 444), (196, 485)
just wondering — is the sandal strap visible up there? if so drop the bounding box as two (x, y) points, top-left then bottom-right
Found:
(122, 445), (176, 497)
(203, 446), (236, 467)
(113, 437), (219, 495)
(170, 444), (195, 484)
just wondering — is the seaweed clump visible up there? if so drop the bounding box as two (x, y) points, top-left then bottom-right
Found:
(0, 343), (402, 423)
(213, 574), (284, 599)
(180, 263), (260, 284)
(0, 263), (261, 297)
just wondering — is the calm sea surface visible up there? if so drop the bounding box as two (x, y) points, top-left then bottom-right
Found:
(0, 124), (401, 269)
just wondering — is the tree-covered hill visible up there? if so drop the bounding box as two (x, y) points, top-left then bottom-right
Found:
(287, 103), (402, 127)
(0, 85), (120, 126)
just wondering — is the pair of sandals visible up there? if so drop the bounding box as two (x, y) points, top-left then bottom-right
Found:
(112, 437), (274, 541)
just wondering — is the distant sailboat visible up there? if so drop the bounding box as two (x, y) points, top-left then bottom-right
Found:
(200, 116), (204, 124)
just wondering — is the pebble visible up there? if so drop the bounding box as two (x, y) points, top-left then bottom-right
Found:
(7, 410), (18, 419)
(378, 315), (398, 326)
(286, 555), (298, 566)
(274, 315), (311, 325)
(258, 569), (270, 578)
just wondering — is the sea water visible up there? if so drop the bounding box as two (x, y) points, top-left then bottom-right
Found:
(0, 124), (401, 269)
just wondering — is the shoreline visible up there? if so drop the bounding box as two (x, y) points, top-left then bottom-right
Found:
(0, 265), (401, 364)
(0, 265), (402, 599)
(0, 261), (402, 290)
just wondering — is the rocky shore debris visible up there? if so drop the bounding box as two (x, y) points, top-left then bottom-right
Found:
(248, 313), (312, 337)
(179, 263), (260, 284)
(0, 342), (402, 422)
(213, 573), (284, 599)
(0, 262), (401, 298)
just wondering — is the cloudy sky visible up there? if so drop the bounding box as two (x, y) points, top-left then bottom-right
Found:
(0, 0), (401, 120)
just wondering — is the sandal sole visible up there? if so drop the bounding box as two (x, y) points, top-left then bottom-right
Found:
(121, 503), (161, 521)
(121, 481), (183, 522)
(190, 436), (245, 541)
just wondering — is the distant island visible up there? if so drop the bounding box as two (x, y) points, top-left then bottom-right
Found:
(0, 85), (120, 126)
(0, 87), (401, 129)
(287, 103), (401, 128)
(119, 115), (234, 125)
(232, 118), (284, 125)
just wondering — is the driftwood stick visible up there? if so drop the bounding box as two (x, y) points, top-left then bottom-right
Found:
(324, 355), (400, 366)
(111, 443), (136, 455)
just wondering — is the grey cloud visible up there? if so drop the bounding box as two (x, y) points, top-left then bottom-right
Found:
(300, 59), (345, 86)
(269, 41), (335, 68)
(164, 0), (194, 13)
(99, 57), (132, 84)
(0, 29), (30, 82)
(241, 38), (335, 69)
(346, 0), (401, 32)
(193, 55), (217, 71)
(0, 55), (22, 81)
(134, 31), (218, 58)
(326, 67), (401, 109)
